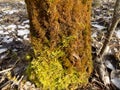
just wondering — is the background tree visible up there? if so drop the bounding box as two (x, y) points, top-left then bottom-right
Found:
(94, 0), (120, 86)
(25, 0), (93, 89)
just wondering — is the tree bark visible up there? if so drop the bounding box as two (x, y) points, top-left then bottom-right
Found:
(25, 0), (93, 89)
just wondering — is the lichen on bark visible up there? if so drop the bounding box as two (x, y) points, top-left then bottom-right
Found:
(25, 0), (93, 89)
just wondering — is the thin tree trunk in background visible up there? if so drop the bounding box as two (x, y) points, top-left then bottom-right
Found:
(95, 0), (120, 86)
(99, 0), (120, 58)
(25, 0), (93, 89)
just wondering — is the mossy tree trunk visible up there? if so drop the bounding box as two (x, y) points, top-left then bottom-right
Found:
(25, 0), (93, 89)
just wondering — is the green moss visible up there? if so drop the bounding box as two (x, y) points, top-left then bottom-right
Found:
(61, 35), (76, 48)
(26, 49), (89, 90)
(26, 35), (91, 89)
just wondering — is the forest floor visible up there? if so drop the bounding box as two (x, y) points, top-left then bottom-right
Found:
(0, 0), (120, 90)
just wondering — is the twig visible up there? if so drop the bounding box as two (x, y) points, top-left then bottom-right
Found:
(0, 56), (19, 74)
(92, 78), (109, 89)
(0, 80), (12, 89)
(11, 75), (24, 87)
(0, 68), (12, 74)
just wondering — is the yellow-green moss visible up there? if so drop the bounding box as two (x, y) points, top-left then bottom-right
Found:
(26, 35), (92, 90)
(26, 50), (89, 90)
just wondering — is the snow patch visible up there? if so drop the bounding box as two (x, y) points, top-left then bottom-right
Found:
(0, 48), (7, 53)
(2, 36), (13, 43)
(0, 30), (4, 34)
(3, 9), (19, 14)
(17, 29), (30, 36)
(115, 30), (120, 39)
(92, 24), (106, 30)
(24, 24), (30, 28)
(22, 20), (29, 24)
(7, 24), (17, 29)
(18, 25), (26, 29)
(0, 14), (2, 18)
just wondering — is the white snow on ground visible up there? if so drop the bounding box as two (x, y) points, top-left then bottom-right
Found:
(24, 24), (30, 28)
(22, 20), (29, 24)
(0, 48), (7, 53)
(17, 29), (30, 36)
(2, 9), (19, 14)
(2, 36), (13, 43)
(18, 25), (27, 29)
(0, 30), (4, 34)
(0, 23), (30, 42)
(7, 24), (17, 29)
(2, 31), (9, 34)
(0, 25), (5, 29)
(92, 24), (106, 30)
(115, 30), (120, 39)
(0, 14), (2, 17)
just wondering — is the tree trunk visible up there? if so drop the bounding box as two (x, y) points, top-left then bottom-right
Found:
(25, 0), (93, 89)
